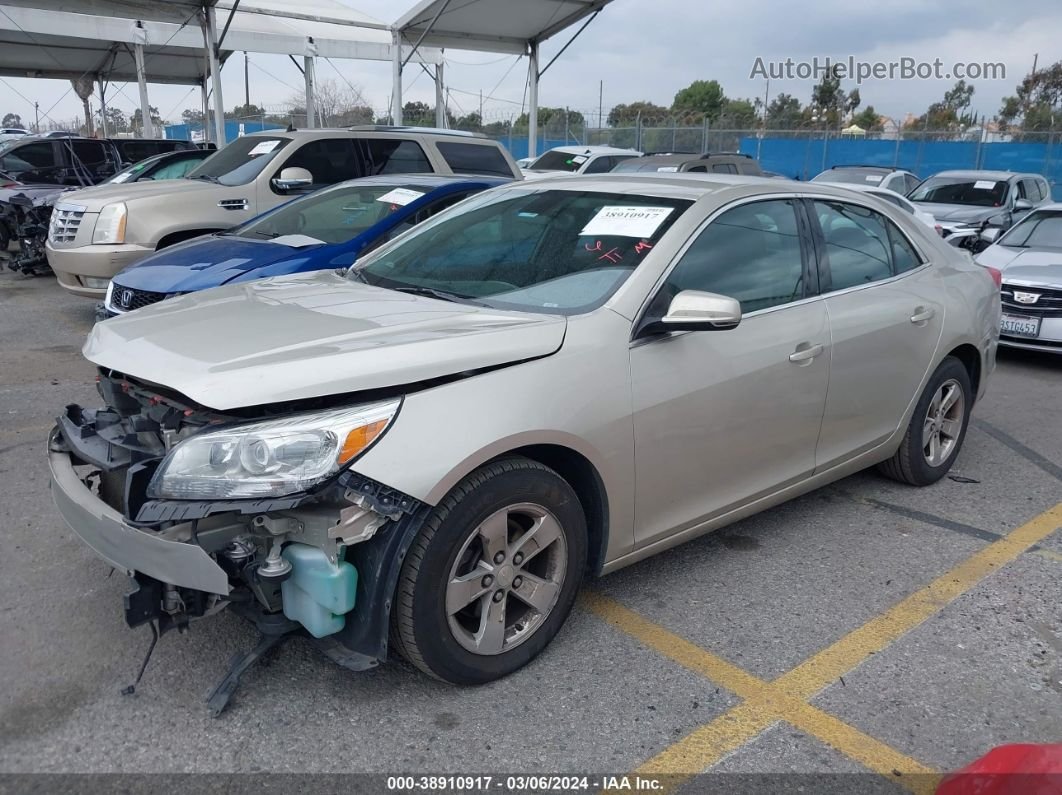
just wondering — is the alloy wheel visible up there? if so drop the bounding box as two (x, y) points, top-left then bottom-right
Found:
(922, 378), (964, 467)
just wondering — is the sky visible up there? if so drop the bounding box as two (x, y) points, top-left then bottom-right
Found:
(0, 0), (1059, 131)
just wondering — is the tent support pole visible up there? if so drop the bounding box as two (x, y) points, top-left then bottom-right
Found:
(435, 61), (446, 128)
(304, 55), (316, 127)
(133, 43), (153, 137)
(528, 40), (539, 158)
(97, 77), (109, 137)
(390, 28), (402, 125)
(204, 7), (227, 144)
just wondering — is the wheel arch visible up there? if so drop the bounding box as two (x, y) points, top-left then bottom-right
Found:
(156, 228), (225, 250)
(944, 343), (982, 402)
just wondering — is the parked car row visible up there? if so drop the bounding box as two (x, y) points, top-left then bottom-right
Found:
(0, 135), (197, 187)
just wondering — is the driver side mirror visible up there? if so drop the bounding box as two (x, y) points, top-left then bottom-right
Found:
(640, 290), (742, 336)
(271, 167), (313, 193)
(1013, 198), (1034, 211)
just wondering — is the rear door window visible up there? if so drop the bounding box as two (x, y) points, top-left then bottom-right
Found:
(711, 162), (738, 174)
(582, 156), (614, 174)
(1, 141), (55, 174)
(361, 139), (432, 175)
(814, 200), (923, 291)
(435, 141), (514, 177)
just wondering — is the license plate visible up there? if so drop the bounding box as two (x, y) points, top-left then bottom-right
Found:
(1000, 313), (1041, 338)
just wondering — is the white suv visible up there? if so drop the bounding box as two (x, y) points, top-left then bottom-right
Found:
(521, 145), (641, 179)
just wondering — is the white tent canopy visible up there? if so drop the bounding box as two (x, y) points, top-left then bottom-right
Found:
(0, 0), (442, 140)
(391, 0), (615, 155)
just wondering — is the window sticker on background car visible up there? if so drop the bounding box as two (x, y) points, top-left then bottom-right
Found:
(865, 174), (883, 182)
(580, 205), (675, 238)
(570, 155), (589, 164)
(974, 180), (996, 190)
(248, 140), (280, 156)
(657, 166), (679, 172)
(376, 187), (425, 206)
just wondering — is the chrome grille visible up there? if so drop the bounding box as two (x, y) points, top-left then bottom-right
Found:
(48, 203), (87, 244)
(1001, 282), (1062, 318)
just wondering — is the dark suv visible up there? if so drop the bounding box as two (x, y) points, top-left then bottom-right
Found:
(612, 152), (764, 176)
(0, 137), (196, 186)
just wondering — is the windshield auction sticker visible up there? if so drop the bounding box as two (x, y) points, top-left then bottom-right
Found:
(247, 140), (280, 156)
(376, 188), (425, 206)
(580, 206), (675, 238)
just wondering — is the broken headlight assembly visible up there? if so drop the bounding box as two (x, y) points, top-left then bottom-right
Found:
(147, 399), (400, 500)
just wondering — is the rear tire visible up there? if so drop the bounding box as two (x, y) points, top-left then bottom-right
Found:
(878, 356), (972, 486)
(391, 457), (586, 684)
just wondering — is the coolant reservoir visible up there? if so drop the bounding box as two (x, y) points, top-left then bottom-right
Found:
(281, 544), (357, 638)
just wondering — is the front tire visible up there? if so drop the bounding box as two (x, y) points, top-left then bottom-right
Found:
(391, 457), (587, 684)
(878, 356), (972, 486)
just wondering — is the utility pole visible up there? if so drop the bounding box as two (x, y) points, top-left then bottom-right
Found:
(479, 89), (483, 122)
(244, 51), (250, 109)
(598, 79), (603, 134)
(34, 101), (39, 132)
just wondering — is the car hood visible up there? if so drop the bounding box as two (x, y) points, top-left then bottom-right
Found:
(913, 203), (1001, 224)
(59, 178), (215, 210)
(975, 246), (1062, 285)
(113, 235), (317, 292)
(84, 272), (567, 410)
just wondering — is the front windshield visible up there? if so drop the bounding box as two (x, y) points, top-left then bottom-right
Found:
(237, 182), (429, 244)
(814, 169), (887, 185)
(909, 177), (1009, 207)
(106, 154), (164, 184)
(353, 188), (692, 315)
(185, 136), (290, 186)
(529, 151), (585, 172)
(999, 209), (1062, 249)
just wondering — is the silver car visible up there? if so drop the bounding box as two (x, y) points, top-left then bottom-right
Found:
(50, 174), (999, 692)
(976, 203), (1062, 353)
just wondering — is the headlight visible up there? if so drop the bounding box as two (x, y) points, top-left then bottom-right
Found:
(92, 202), (127, 244)
(147, 399), (400, 500)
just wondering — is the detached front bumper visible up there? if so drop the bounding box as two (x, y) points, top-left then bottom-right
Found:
(48, 432), (230, 595)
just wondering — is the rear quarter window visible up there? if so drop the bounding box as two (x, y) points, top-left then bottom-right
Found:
(436, 141), (515, 177)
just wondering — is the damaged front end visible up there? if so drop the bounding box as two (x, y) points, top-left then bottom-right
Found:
(48, 371), (426, 711)
(1, 186), (67, 276)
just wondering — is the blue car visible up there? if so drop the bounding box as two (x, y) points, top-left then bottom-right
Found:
(102, 174), (509, 317)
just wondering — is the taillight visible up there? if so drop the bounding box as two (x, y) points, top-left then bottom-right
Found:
(985, 266), (1002, 289)
(934, 224), (944, 236)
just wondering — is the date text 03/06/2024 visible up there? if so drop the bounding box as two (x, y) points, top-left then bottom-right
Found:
(385, 776), (664, 792)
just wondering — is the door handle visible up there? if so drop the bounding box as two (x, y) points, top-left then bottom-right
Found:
(910, 306), (936, 324)
(789, 343), (824, 364)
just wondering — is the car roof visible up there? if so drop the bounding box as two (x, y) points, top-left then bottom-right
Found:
(323, 173), (511, 191)
(503, 171), (820, 200)
(541, 145), (641, 156)
(243, 126), (490, 141)
(825, 165), (907, 174)
(931, 170), (1030, 181)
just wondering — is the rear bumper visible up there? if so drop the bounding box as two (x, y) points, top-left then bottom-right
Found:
(48, 432), (230, 594)
(46, 241), (153, 297)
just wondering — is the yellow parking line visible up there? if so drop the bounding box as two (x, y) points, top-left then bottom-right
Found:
(584, 592), (937, 794)
(777, 503), (1062, 701)
(586, 502), (1062, 795)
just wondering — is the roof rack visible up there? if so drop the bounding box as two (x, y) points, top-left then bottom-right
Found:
(701, 152), (753, 159)
(641, 151), (699, 157)
(830, 164), (898, 170)
(347, 125), (485, 138)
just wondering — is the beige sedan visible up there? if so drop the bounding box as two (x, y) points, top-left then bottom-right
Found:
(51, 175), (1000, 689)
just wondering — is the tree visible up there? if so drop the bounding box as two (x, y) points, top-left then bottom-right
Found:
(850, 105), (884, 132)
(288, 78), (370, 127)
(230, 103), (265, 119)
(401, 101), (433, 124)
(2, 112), (23, 128)
(453, 111), (483, 131)
(95, 106), (128, 133)
(607, 101), (669, 127)
(720, 98), (758, 129)
(131, 106), (162, 135)
(514, 107), (585, 135)
(765, 93), (802, 129)
(997, 60), (1062, 133)
(672, 79), (726, 121)
(182, 108), (205, 124)
(905, 80), (978, 136)
(809, 65), (860, 128)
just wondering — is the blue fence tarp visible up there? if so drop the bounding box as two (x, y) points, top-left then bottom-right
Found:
(164, 120), (282, 144)
(740, 136), (1062, 199)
